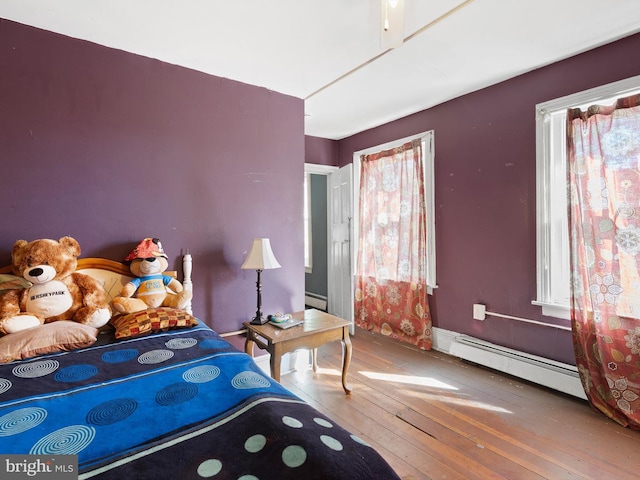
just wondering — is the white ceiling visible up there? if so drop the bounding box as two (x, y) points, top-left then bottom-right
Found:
(2, 0), (640, 140)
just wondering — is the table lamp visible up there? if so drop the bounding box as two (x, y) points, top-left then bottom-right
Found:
(241, 238), (281, 325)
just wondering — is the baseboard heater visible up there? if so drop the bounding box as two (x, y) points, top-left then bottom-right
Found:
(304, 292), (327, 311)
(449, 335), (587, 400)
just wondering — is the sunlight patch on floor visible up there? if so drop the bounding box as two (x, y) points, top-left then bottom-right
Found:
(359, 371), (458, 390)
(359, 371), (512, 413)
(405, 389), (513, 414)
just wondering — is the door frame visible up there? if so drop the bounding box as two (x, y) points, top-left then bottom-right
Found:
(304, 163), (339, 311)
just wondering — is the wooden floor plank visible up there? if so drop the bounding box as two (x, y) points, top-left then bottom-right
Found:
(277, 327), (640, 480)
(359, 375), (586, 480)
(292, 358), (547, 479)
(288, 372), (515, 480)
(346, 331), (640, 477)
(283, 375), (432, 479)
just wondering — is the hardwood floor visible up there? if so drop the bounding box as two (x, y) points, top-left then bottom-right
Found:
(277, 328), (640, 480)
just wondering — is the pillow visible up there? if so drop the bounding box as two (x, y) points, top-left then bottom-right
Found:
(110, 307), (198, 340)
(0, 321), (99, 363)
(0, 274), (31, 291)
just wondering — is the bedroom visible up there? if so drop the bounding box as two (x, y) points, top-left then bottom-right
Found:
(3, 0), (640, 366)
(1, 1), (640, 478)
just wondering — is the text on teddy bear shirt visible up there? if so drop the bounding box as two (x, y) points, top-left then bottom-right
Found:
(26, 280), (73, 317)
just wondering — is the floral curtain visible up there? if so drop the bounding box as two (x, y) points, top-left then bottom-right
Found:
(567, 94), (640, 429)
(354, 139), (432, 350)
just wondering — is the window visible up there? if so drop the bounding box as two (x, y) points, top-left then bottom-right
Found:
(535, 74), (640, 319)
(353, 130), (437, 293)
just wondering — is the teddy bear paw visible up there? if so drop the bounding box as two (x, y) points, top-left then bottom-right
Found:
(3, 315), (43, 334)
(112, 297), (149, 314)
(84, 308), (112, 328)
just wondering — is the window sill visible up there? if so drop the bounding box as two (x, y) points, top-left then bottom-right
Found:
(531, 300), (570, 320)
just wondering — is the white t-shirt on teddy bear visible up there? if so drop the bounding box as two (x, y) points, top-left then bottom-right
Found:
(25, 280), (73, 318)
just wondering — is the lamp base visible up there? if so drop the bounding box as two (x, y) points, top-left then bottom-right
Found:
(250, 316), (269, 325)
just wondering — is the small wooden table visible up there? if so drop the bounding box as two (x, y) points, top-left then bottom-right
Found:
(244, 309), (353, 394)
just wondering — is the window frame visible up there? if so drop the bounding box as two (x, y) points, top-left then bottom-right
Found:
(353, 130), (437, 293)
(534, 74), (640, 319)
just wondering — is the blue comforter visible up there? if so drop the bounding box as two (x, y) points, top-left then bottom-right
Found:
(0, 324), (400, 479)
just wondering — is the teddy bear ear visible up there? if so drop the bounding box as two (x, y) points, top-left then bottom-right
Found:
(12, 240), (28, 256)
(59, 236), (81, 257)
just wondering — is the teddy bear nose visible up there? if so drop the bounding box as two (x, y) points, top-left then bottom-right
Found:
(145, 257), (157, 262)
(28, 267), (44, 277)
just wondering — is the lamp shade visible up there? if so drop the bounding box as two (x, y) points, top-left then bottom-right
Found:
(241, 238), (281, 270)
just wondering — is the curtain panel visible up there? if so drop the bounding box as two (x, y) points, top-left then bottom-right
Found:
(567, 94), (640, 429)
(354, 140), (432, 350)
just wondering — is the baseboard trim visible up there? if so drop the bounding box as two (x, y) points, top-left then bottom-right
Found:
(253, 354), (271, 375)
(431, 326), (458, 354)
(253, 351), (303, 378)
(305, 292), (327, 310)
(432, 327), (586, 400)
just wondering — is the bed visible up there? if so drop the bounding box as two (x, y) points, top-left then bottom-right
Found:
(0, 256), (400, 479)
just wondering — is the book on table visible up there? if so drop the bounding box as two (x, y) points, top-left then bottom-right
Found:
(270, 318), (304, 329)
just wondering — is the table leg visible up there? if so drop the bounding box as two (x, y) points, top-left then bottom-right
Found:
(312, 348), (318, 373)
(245, 335), (255, 357)
(341, 327), (353, 394)
(270, 345), (282, 383)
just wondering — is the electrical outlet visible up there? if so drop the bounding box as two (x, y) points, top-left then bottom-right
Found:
(473, 303), (486, 320)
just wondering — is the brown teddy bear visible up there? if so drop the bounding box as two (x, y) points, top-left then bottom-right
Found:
(112, 238), (192, 314)
(0, 236), (112, 335)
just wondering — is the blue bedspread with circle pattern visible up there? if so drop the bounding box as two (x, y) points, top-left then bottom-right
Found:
(0, 324), (400, 479)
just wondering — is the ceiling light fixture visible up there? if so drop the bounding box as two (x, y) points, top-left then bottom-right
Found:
(381, 0), (404, 48)
(305, 0), (475, 101)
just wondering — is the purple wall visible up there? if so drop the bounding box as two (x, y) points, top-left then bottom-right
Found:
(304, 135), (338, 166)
(336, 33), (640, 364)
(0, 20), (305, 334)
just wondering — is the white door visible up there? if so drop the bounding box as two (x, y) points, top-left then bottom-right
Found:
(328, 164), (354, 332)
